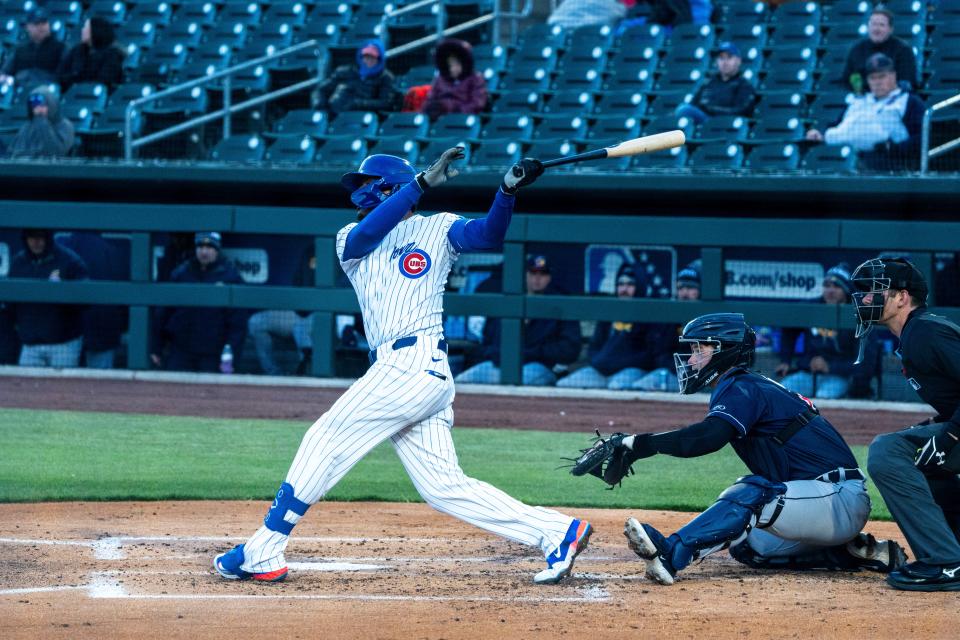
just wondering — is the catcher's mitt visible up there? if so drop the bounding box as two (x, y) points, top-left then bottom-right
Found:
(570, 430), (641, 487)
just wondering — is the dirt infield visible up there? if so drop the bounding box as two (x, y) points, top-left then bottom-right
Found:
(2, 501), (956, 640)
(0, 376), (932, 444)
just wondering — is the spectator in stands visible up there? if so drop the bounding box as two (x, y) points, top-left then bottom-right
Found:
(617, 0), (712, 35)
(631, 260), (702, 392)
(248, 244), (316, 376)
(315, 39), (400, 116)
(841, 8), (917, 94)
(455, 255), (581, 386)
(548, 0), (627, 29)
(58, 17), (125, 93)
(156, 232), (196, 282)
(676, 42), (755, 124)
(8, 229), (88, 367)
(421, 38), (487, 120)
(806, 53), (924, 172)
(60, 231), (128, 368)
(150, 232), (248, 373)
(557, 264), (654, 390)
(8, 86), (75, 158)
(775, 263), (876, 400)
(0, 7), (65, 88)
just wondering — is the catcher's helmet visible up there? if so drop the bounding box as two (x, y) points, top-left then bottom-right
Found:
(341, 154), (417, 209)
(851, 257), (928, 338)
(674, 312), (756, 394)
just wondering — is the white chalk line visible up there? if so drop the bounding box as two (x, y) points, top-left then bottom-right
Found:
(0, 585), (87, 596)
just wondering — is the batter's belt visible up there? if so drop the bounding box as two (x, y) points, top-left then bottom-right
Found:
(369, 336), (448, 364)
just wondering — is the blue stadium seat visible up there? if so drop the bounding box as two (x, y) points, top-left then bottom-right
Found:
(694, 115), (749, 143)
(301, 19), (344, 46)
(62, 82), (109, 114)
(473, 43), (509, 77)
(241, 29), (296, 61)
(480, 113), (534, 142)
(264, 134), (316, 164)
(770, 1), (822, 25)
(498, 60), (553, 93)
(87, 0), (128, 26)
(129, 1), (174, 27)
(659, 41), (711, 73)
(616, 22), (666, 52)
(555, 58), (606, 92)
(377, 112), (430, 139)
(267, 109), (328, 139)
(46, 1), (84, 28)
(654, 65), (706, 92)
(646, 89), (698, 116)
(471, 139), (523, 168)
(190, 41), (235, 69)
(489, 89), (542, 114)
(117, 18), (159, 51)
(509, 39), (560, 71)
(752, 90), (806, 120)
(313, 136), (368, 166)
(768, 21), (822, 48)
(210, 134), (267, 163)
(395, 64), (436, 92)
(593, 89), (647, 117)
(720, 21), (768, 57)
(758, 66), (814, 93)
(823, 0), (870, 24)
(749, 112), (805, 142)
(219, 1), (263, 29)
(801, 143), (857, 173)
(817, 44), (852, 89)
(516, 23), (568, 51)
(631, 144), (687, 169)
(881, 0), (926, 23)
(370, 136), (420, 165)
(429, 113), (482, 140)
(324, 111), (379, 139)
(60, 102), (96, 129)
(264, 2), (309, 28)
(644, 113), (695, 139)
(925, 19), (960, 51)
(160, 17), (206, 49)
(533, 113), (589, 141)
(566, 24), (615, 63)
(205, 21), (250, 51)
(925, 50), (960, 90)
(174, 1), (219, 28)
(689, 142), (745, 169)
(605, 56), (657, 92)
(764, 45), (817, 74)
(808, 91), (852, 130)
(525, 139), (578, 170)
(668, 23), (716, 48)
(542, 89), (595, 115)
(745, 142), (801, 172)
(309, 1), (354, 25)
(823, 17), (868, 46)
(584, 114), (642, 145)
(76, 103), (139, 157)
(108, 83), (156, 108)
(716, 0), (769, 25)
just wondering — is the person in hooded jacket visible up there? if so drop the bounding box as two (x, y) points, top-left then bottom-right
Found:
(8, 229), (88, 367)
(421, 38), (487, 120)
(315, 40), (400, 115)
(58, 17), (125, 92)
(150, 232), (248, 373)
(8, 86), (75, 158)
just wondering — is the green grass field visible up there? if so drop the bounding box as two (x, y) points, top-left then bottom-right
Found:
(0, 408), (892, 519)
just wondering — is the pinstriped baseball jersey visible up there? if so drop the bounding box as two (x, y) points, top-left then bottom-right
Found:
(337, 212), (460, 350)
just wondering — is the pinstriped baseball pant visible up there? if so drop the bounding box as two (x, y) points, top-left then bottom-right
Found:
(240, 336), (575, 573)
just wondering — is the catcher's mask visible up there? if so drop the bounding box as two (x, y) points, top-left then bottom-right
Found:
(674, 312), (756, 394)
(851, 257), (928, 338)
(341, 154), (416, 210)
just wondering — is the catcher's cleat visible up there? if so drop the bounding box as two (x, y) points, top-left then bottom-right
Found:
(845, 533), (908, 573)
(214, 544), (288, 582)
(534, 519), (593, 585)
(624, 518), (677, 585)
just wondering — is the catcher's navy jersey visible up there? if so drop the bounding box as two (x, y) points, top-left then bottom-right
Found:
(707, 368), (858, 482)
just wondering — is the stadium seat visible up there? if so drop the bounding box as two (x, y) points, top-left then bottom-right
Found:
(395, 64), (435, 92)
(190, 41), (235, 69)
(659, 41), (711, 73)
(808, 91), (853, 130)
(752, 91), (806, 121)
(720, 22), (768, 57)
(377, 112), (430, 139)
(108, 83), (155, 108)
(555, 58), (606, 91)
(716, 0), (769, 25)
(62, 82), (109, 114)
(566, 24), (615, 63)
(631, 144), (687, 169)
(471, 139), (523, 168)
(525, 139), (578, 170)
(534, 113), (589, 141)
(644, 113), (695, 139)
(668, 23), (716, 48)
(241, 26), (296, 61)
(210, 134), (267, 163)
(0, 82), (14, 112)
(264, 2), (309, 28)
(310, 1), (355, 25)
(817, 45), (853, 89)
(925, 50), (960, 90)
(616, 22), (666, 52)
(584, 114), (642, 145)
(750, 112), (805, 142)
(745, 142), (801, 172)
(882, 0), (926, 22)
(0, 106), (28, 135)
(473, 43), (509, 77)
(313, 136), (368, 166)
(324, 111), (379, 139)
(605, 56), (657, 92)
(654, 65), (705, 92)
(301, 19), (344, 46)
(770, 1), (821, 25)
(689, 142), (745, 169)
(542, 89), (595, 115)
(823, 0), (870, 23)
(768, 21), (822, 48)
(823, 17), (868, 46)
(267, 109), (327, 139)
(430, 113), (482, 140)
(802, 143), (857, 173)
(129, 1), (174, 26)
(516, 23), (568, 51)
(46, 1), (84, 28)
(926, 19), (960, 52)
(764, 46), (817, 74)
(264, 134), (316, 164)
(174, 1), (219, 27)
(489, 89), (543, 114)
(509, 39), (560, 72)
(159, 18), (206, 50)
(117, 19), (159, 51)
(758, 66), (814, 93)
(75, 106), (136, 157)
(646, 89), (697, 117)
(694, 115), (749, 143)
(60, 102), (96, 129)
(593, 89), (647, 117)
(498, 61), (553, 93)
(219, 1), (263, 29)
(480, 113), (535, 142)
(370, 136), (420, 165)
(87, 0), (128, 26)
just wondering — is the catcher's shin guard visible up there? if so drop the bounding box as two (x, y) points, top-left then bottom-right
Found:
(669, 475), (786, 571)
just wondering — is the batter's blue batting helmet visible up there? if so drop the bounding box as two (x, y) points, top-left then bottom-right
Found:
(674, 312), (756, 394)
(341, 154), (417, 209)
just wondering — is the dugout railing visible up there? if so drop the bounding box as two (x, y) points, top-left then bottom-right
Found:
(0, 203), (958, 385)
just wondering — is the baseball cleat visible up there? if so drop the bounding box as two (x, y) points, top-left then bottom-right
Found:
(533, 518), (593, 584)
(845, 533), (908, 573)
(886, 561), (960, 592)
(624, 518), (676, 586)
(214, 544), (288, 582)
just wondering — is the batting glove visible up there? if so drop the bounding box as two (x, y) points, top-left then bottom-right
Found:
(416, 146), (465, 189)
(502, 158), (544, 194)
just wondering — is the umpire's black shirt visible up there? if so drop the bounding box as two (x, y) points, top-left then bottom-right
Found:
(897, 307), (960, 427)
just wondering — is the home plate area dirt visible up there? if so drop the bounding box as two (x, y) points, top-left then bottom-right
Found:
(1, 501), (956, 639)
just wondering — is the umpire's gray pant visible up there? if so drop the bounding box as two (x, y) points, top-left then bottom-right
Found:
(868, 422), (960, 565)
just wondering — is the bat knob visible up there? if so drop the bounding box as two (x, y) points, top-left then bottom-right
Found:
(512, 165), (523, 177)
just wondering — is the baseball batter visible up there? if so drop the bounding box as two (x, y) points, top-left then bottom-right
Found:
(214, 148), (592, 585)
(572, 313), (905, 584)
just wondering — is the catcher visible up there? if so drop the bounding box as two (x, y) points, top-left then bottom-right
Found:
(572, 312), (906, 585)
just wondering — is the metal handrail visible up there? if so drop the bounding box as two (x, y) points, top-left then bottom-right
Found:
(920, 92), (960, 174)
(124, 39), (323, 160)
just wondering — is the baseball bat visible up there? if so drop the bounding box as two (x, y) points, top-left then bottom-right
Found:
(539, 130), (686, 168)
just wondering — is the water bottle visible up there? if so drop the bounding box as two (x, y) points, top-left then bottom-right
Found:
(658, 369), (668, 391)
(220, 344), (234, 374)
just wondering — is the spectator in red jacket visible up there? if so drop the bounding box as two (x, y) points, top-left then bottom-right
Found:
(421, 38), (487, 120)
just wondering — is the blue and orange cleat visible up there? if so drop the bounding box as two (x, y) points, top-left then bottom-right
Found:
(534, 518), (593, 584)
(213, 544), (288, 582)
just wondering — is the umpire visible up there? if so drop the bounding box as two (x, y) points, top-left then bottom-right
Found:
(853, 257), (960, 592)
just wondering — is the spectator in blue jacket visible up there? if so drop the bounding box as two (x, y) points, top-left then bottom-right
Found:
(558, 264), (654, 390)
(455, 255), (581, 386)
(150, 232), (248, 373)
(8, 229), (88, 367)
(776, 263), (877, 399)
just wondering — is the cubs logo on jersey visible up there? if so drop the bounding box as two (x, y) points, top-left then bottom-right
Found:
(399, 248), (432, 279)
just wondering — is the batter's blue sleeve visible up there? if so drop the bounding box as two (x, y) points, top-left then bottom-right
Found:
(342, 181), (425, 260)
(447, 188), (516, 253)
